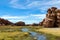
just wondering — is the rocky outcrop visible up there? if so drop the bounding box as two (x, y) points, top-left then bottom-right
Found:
(0, 18), (25, 26)
(0, 18), (13, 25)
(39, 7), (60, 27)
(56, 9), (60, 27)
(14, 21), (25, 26)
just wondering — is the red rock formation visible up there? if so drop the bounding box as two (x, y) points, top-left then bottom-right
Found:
(39, 19), (45, 26)
(56, 9), (60, 27)
(15, 21), (25, 26)
(39, 7), (60, 27)
(0, 18), (13, 25)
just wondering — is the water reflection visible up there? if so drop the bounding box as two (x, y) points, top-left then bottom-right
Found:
(21, 28), (46, 40)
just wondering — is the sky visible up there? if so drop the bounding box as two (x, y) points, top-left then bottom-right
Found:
(0, 0), (60, 24)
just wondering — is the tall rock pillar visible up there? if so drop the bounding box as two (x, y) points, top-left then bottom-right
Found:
(43, 7), (57, 27)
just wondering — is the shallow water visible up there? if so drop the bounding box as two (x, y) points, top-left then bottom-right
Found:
(21, 28), (46, 40)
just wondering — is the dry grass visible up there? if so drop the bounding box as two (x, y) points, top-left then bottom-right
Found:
(37, 28), (60, 36)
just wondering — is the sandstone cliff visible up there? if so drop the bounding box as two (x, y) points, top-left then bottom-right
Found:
(39, 7), (60, 27)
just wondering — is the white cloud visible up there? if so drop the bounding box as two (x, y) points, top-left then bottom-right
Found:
(24, 14), (46, 24)
(9, 0), (26, 9)
(0, 15), (29, 23)
(9, 19), (23, 23)
(9, 0), (60, 10)
(24, 20), (40, 24)
(0, 14), (46, 23)
(7, 0), (60, 24)
(44, 0), (60, 5)
(10, 0), (18, 4)
(27, 1), (41, 8)
(27, 0), (60, 10)
(30, 14), (46, 19)
(10, 4), (26, 9)
(0, 15), (28, 19)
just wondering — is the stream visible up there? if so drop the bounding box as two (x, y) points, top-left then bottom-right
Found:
(21, 28), (46, 40)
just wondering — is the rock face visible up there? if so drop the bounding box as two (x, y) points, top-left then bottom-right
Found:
(15, 21), (25, 26)
(39, 7), (60, 27)
(0, 18), (13, 25)
(39, 19), (45, 26)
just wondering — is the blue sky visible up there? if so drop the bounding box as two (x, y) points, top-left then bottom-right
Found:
(0, 0), (60, 24)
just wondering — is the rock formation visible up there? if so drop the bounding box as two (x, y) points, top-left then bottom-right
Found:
(14, 21), (25, 26)
(39, 19), (45, 26)
(0, 18), (13, 25)
(0, 18), (25, 26)
(39, 7), (60, 27)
